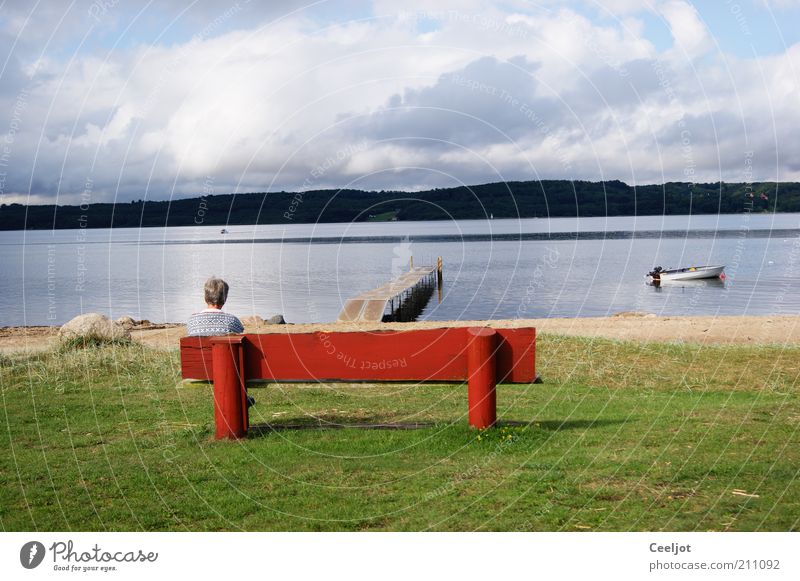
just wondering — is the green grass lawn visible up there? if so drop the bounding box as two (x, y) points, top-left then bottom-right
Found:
(366, 210), (399, 222)
(1, 335), (799, 531)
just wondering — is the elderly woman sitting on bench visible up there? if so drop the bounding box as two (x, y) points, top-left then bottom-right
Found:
(187, 277), (244, 337)
(187, 277), (252, 407)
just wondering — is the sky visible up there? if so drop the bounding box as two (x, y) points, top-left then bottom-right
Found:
(0, 0), (798, 205)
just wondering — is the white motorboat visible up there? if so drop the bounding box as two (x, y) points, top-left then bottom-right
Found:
(647, 265), (725, 282)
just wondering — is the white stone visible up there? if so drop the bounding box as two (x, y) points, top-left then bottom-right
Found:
(59, 313), (131, 342)
(116, 315), (136, 330)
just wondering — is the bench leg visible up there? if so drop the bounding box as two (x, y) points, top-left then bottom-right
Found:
(467, 327), (497, 429)
(211, 337), (247, 439)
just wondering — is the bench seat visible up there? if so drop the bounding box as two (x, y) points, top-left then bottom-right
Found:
(179, 324), (536, 439)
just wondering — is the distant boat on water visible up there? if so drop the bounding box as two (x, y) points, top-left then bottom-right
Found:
(220, 228), (229, 234)
(647, 265), (725, 282)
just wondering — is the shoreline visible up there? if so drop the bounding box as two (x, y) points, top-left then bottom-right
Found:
(2, 210), (797, 234)
(2, 313), (800, 354)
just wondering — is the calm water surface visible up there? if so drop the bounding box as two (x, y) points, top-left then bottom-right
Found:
(2, 214), (799, 326)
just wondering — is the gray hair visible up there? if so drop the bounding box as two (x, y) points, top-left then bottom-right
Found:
(204, 277), (230, 307)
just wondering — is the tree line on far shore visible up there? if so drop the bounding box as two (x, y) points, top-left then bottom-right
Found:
(1, 180), (797, 230)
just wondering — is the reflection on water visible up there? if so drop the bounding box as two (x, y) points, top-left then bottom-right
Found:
(647, 278), (726, 289)
(1, 213), (799, 326)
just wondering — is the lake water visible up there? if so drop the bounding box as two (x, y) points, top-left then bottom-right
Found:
(2, 213), (800, 327)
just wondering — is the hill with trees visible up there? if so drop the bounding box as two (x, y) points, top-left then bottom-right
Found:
(1, 180), (797, 230)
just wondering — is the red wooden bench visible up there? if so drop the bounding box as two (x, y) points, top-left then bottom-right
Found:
(180, 325), (536, 439)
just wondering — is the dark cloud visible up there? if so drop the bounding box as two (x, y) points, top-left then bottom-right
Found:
(344, 56), (562, 148)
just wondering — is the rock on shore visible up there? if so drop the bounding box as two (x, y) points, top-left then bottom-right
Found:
(116, 316), (136, 330)
(59, 313), (131, 342)
(242, 314), (286, 327)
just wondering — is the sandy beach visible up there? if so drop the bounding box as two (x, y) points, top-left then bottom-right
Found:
(2, 312), (799, 354)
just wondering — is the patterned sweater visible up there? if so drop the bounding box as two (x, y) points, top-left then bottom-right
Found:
(186, 308), (244, 336)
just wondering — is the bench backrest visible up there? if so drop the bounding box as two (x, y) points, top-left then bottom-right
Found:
(180, 327), (536, 383)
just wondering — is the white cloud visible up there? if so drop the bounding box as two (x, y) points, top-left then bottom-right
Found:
(0, 0), (798, 205)
(658, 0), (712, 59)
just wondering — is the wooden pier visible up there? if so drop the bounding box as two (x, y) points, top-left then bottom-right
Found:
(338, 257), (443, 323)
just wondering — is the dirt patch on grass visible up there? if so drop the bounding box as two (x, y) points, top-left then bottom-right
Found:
(0, 326), (59, 354)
